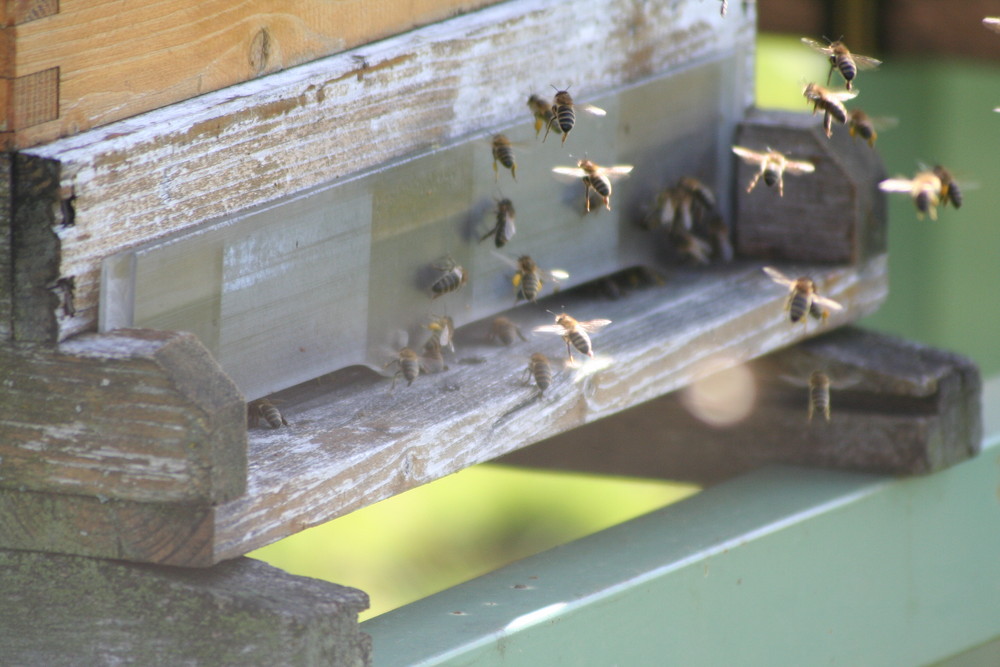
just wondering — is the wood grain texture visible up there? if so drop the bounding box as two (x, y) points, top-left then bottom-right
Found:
(0, 0), (504, 147)
(0, 328), (247, 505)
(24, 0), (754, 343)
(0, 152), (10, 339)
(500, 326), (982, 483)
(0, 548), (371, 665)
(734, 108), (888, 264)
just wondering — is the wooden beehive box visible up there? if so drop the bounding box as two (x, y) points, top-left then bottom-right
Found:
(0, 0), (981, 571)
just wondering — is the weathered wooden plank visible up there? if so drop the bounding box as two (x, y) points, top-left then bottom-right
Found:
(499, 327), (981, 482)
(0, 548), (371, 665)
(23, 0), (755, 343)
(0, 328), (247, 505)
(0, 152), (10, 340)
(0, 0), (504, 148)
(735, 108), (888, 264)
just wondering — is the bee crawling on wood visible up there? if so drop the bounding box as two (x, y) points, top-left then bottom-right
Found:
(763, 266), (843, 325)
(421, 337), (449, 374)
(491, 134), (517, 182)
(552, 159), (633, 212)
(488, 316), (528, 346)
(542, 87), (607, 145)
(802, 82), (857, 138)
(385, 347), (422, 391)
(732, 146), (814, 197)
(801, 37), (881, 91)
(429, 256), (468, 298)
(523, 352), (553, 394)
(247, 399), (288, 429)
(480, 197), (516, 248)
(493, 252), (568, 303)
(425, 315), (455, 354)
(533, 312), (611, 365)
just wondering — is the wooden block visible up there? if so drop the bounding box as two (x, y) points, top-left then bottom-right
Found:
(499, 327), (982, 481)
(734, 108), (888, 264)
(0, 328), (247, 505)
(0, 548), (371, 665)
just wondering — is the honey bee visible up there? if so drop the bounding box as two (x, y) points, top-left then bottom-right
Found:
(491, 134), (517, 182)
(480, 198), (516, 248)
(802, 83), (857, 138)
(527, 94), (556, 139)
(524, 352), (553, 394)
(808, 370), (832, 422)
(704, 212), (734, 262)
(421, 337), (449, 374)
(671, 229), (713, 265)
(932, 165), (963, 210)
(533, 312), (611, 364)
(426, 315), (455, 353)
(542, 88), (607, 145)
(879, 170), (944, 220)
(801, 38), (881, 91)
(494, 252), (569, 303)
(763, 266), (844, 325)
(247, 399), (288, 429)
(648, 177), (716, 232)
(385, 347), (421, 390)
(732, 146), (815, 197)
(846, 109), (896, 147)
(985, 17), (1000, 34)
(430, 257), (468, 298)
(488, 316), (528, 346)
(552, 159), (634, 212)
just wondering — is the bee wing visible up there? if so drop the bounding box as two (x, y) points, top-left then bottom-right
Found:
(580, 103), (607, 117)
(830, 89), (859, 102)
(552, 166), (587, 178)
(577, 318), (612, 332)
(812, 295), (844, 312)
(985, 17), (1000, 33)
(801, 37), (833, 55)
(601, 165), (635, 179)
(762, 266), (796, 288)
(532, 324), (569, 335)
(490, 250), (523, 270)
(879, 178), (916, 193)
(732, 145), (767, 165)
(851, 54), (882, 70)
(784, 159), (815, 174)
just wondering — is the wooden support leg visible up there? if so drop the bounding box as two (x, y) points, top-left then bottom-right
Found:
(498, 327), (982, 483)
(0, 549), (371, 665)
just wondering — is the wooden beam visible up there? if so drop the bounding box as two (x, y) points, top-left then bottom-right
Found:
(0, 328), (247, 505)
(0, 152), (11, 340)
(499, 327), (981, 482)
(0, 548), (371, 665)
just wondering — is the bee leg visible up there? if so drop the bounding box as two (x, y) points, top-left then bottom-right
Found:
(511, 163), (517, 182)
(746, 171), (762, 193)
(808, 400), (815, 422)
(493, 159), (499, 182)
(583, 182), (592, 213)
(777, 176), (785, 198)
(603, 196), (611, 211)
(542, 118), (553, 143)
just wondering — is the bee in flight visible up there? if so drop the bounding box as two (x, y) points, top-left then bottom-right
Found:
(429, 256), (468, 298)
(527, 94), (556, 139)
(247, 398), (288, 429)
(540, 87), (607, 145)
(552, 159), (633, 212)
(732, 146), (814, 197)
(801, 37), (881, 91)
(878, 167), (964, 220)
(533, 312), (612, 365)
(480, 198), (516, 248)
(494, 252), (569, 303)
(846, 109), (896, 147)
(985, 17), (1000, 34)
(807, 370), (832, 422)
(524, 352), (553, 394)
(647, 176), (716, 232)
(491, 134), (517, 182)
(802, 83), (857, 138)
(763, 266), (843, 325)
(488, 316), (528, 346)
(932, 165), (963, 210)
(385, 347), (421, 391)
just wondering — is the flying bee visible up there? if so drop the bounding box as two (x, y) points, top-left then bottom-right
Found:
(801, 37), (881, 91)
(985, 17), (1000, 34)
(542, 88), (607, 145)
(879, 171), (944, 220)
(527, 94), (556, 138)
(429, 257), (468, 298)
(524, 352), (553, 394)
(808, 370), (832, 422)
(491, 134), (517, 182)
(552, 159), (634, 212)
(421, 337), (449, 374)
(385, 347), (421, 390)
(704, 212), (734, 262)
(932, 165), (963, 209)
(533, 312), (612, 364)
(247, 399), (288, 429)
(802, 83), (857, 138)
(488, 316), (528, 346)
(846, 109), (896, 147)
(480, 198), (516, 248)
(647, 177), (716, 232)
(732, 146), (815, 197)
(494, 252), (569, 303)
(763, 266), (844, 325)
(426, 315), (455, 354)
(671, 229), (713, 265)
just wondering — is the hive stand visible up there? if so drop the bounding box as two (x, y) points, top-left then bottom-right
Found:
(0, 0), (982, 662)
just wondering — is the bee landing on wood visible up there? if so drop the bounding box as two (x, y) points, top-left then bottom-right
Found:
(247, 399), (288, 429)
(533, 312), (611, 366)
(541, 87), (606, 145)
(479, 198), (516, 248)
(763, 266), (843, 326)
(421, 337), (449, 374)
(552, 159), (633, 213)
(802, 83), (857, 138)
(491, 134), (517, 182)
(488, 316), (528, 346)
(429, 257), (468, 298)
(385, 347), (421, 391)
(524, 352), (553, 394)
(732, 146), (814, 198)
(493, 252), (568, 304)
(801, 37), (881, 91)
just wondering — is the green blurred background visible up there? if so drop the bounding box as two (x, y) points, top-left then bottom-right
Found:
(252, 32), (1000, 621)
